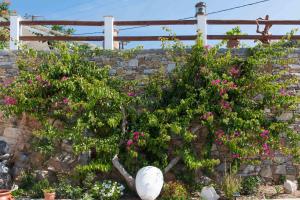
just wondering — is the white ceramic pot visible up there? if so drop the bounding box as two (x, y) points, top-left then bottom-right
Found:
(135, 166), (164, 200)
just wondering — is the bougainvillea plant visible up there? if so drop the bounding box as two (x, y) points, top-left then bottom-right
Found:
(0, 0), (12, 49)
(0, 34), (299, 187)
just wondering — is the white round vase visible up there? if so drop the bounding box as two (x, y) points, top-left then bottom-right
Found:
(135, 166), (164, 200)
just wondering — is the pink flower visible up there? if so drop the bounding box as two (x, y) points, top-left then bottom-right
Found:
(61, 76), (68, 81)
(279, 88), (287, 96)
(4, 96), (17, 105)
(63, 98), (69, 104)
(127, 92), (135, 97)
(204, 45), (211, 49)
(262, 143), (271, 155)
(202, 112), (213, 120)
(229, 67), (240, 77)
(133, 131), (140, 140)
(234, 131), (241, 137)
(260, 129), (270, 139)
(220, 100), (231, 110)
(222, 80), (228, 84)
(229, 83), (238, 89)
(27, 79), (33, 84)
(232, 154), (240, 159)
(35, 75), (42, 82)
(211, 79), (221, 86)
(219, 88), (227, 96)
(215, 129), (225, 138)
(127, 139), (133, 147)
(2, 79), (13, 87)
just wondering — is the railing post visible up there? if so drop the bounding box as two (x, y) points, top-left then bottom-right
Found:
(104, 16), (114, 50)
(9, 15), (21, 50)
(195, 2), (207, 45)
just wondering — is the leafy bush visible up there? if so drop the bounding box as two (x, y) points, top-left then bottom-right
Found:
(55, 181), (83, 199)
(221, 173), (241, 199)
(160, 181), (189, 200)
(241, 176), (262, 195)
(89, 180), (125, 200)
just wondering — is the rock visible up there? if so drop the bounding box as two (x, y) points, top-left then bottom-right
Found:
(276, 112), (294, 121)
(135, 166), (164, 200)
(35, 170), (48, 181)
(200, 186), (220, 200)
(242, 165), (255, 175)
(260, 165), (272, 178)
(0, 163), (8, 174)
(3, 127), (20, 139)
(0, 141), (9, 155)
(284, 180), (297, 194)
(275, 165), (287, 175)
(197, 176), (213, 185)
(216, 163), (226, 173)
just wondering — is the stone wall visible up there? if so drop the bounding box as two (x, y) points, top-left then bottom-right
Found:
(0, 49), (300, 183)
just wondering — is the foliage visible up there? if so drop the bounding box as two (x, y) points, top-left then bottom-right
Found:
(0, 0), (12, 49)
(278, 175), (286, 185)
(89, 180), (125, 200)
(160, 181), (189, 200)
(55, 181), (83, 199)
(221, 173), (242, 199)
(225, 26), (245, 36)
(1, 30), (300, 190)
(51, 25), (75, 35)
(241, 176), (261, 195)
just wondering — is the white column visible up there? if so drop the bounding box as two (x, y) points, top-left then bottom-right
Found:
(104, 16), (114, 50)
(197, 14), (207, 45)
(9, 15), (21, 50)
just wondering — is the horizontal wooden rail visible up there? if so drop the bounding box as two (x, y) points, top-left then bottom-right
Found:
(20, 36), (104, 41)
(114, 20), (197, 26)
(0, 22), (9, 26)
(207, 20), (300, 25)
(19, 35), (300, 42)
(20, 20), (104, 26)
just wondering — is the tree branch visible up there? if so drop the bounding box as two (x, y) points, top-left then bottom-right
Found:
(164, 156), (180, 174)
(112, 155), (136, 191)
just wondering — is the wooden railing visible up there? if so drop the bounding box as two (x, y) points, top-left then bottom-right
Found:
(2, 16), (300, 50)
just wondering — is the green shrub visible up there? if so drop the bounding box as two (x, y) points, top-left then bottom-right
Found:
(161, 181), (189, 200)
(89, 180), (125, 200)
(221, 173), (241, 199)
(55, 181), (83, 199)
(241, 176), (261, 195)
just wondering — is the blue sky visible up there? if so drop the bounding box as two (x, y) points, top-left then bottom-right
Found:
(10, 0), (300, 49)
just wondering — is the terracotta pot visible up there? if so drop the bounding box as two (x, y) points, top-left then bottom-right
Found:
(0, 189), (14, 200)
(44, 192), (55, 200)
(227, 39), (240, 48)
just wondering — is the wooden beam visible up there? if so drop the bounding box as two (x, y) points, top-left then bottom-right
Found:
(115, 20), (197, 26)
(207, 35), (300, 40)
(20, 20), (104, 26)
(115, 35), (197, 41)
(0, 21), (9, 27)
(20, 36), (104, 41)
(207, 20), (300, 25)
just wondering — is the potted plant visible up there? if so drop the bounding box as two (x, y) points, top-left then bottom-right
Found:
(225, 26), (245, 48)
(0, 189), (14, 200)
(43, 188), (55, 200)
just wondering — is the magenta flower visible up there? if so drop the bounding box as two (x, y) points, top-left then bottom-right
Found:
(232, 154), (240, 159)
(219, 88), (227, 96)
(262, 143), (271, 155)
(4, 96), (17, 105)
(35, 75), (42, 82)
(211, 79), (221, 86)
(62, 98), (69, 104)
(215, 129), (225, 138)
(133, 131), (140, 140)
(222, 80), (228, 84)
(234, 131), (241, 137)
(229, 67), (240, 77)
(127, 92), (136, 97)
(220, 100), (231, 110)
(127, 139), (133, 147)
(61, 76), (69, 81)
(204, 45), (211, 49)
(202, 112), (213, 120)
(260, 129), (270, 139)
(2, 79), (13, 87)
(279, 88), (287, 96)
(27, 79), (33, 84)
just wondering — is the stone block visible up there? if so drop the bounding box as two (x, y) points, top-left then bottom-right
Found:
(144, 69), (155, 75)
(128, 59), (138, 68)
(274, 165), (287, 175)
(3, 127), (21, 139)
(276, 112), (293, 121)
(167, 63), (176, 73)
(260, 165), (272, 178)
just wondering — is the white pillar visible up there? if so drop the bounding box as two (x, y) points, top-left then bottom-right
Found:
(104, 16), (114, 50)
(9, 15), (21, 50)
(197, 14), (207, 45)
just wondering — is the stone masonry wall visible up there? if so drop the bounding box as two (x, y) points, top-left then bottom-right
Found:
(0, 49), (300, 183)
